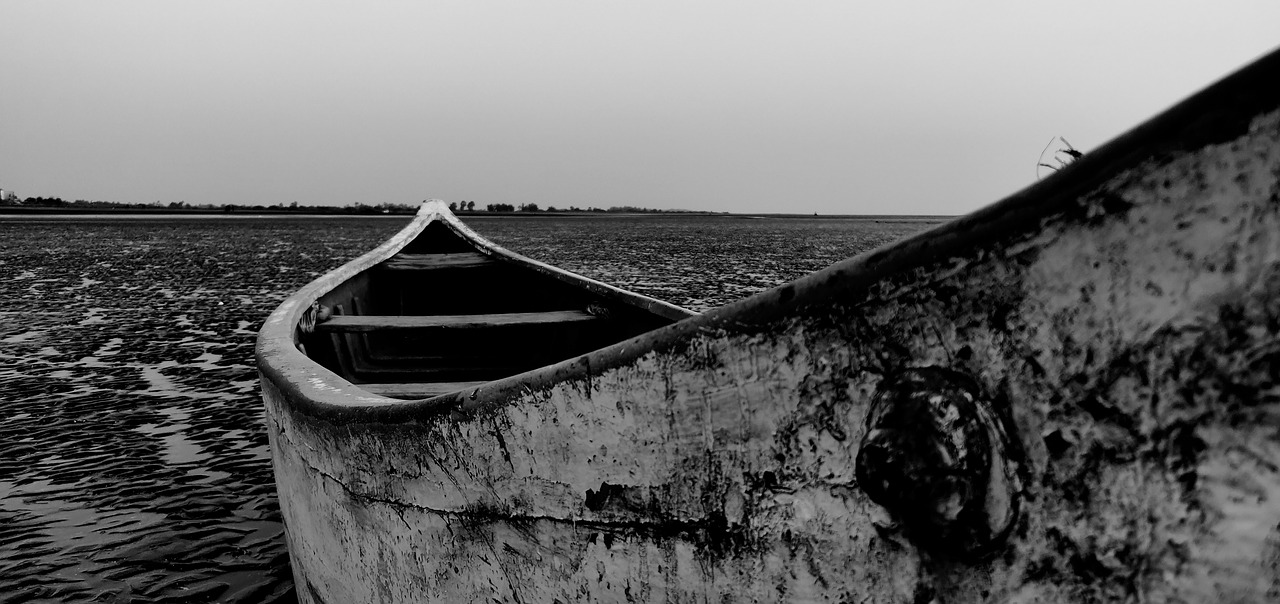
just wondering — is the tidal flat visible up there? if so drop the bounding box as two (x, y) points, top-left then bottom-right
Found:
(0, 213), (938, 603)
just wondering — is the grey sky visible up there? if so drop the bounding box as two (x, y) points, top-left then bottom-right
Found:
(2, 2), (1278, 214)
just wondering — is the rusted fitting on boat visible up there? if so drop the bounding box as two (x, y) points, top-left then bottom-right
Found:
(855, 367), (1021, 555)
(298, 302), (332, 334)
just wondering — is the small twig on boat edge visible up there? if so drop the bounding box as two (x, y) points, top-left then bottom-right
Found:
(1037, 136), (1083, 179)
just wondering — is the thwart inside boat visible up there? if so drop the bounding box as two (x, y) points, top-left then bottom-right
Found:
(294, 214), (694, 400)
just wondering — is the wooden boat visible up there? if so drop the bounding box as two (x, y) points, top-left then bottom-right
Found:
(268, 204), (696, 401)
(259, 47), (1280, 603)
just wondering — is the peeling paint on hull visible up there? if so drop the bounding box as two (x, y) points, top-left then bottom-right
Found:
(259, 49), (1280, 602)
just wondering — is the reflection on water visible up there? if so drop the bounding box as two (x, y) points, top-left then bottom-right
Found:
(0, 213), (937, 603)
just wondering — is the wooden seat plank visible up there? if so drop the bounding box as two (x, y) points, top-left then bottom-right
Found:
(360, 381), (488, 399)
(380, 252), (494, 270)
(318, 310), (598, 332)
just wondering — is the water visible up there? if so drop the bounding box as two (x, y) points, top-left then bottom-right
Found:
(0, 213), (939, 603)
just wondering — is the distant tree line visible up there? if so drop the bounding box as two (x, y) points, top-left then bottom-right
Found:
(0, 197), (422, 214)
(2, 195), (716, 215)
(450, 201), (710, 214)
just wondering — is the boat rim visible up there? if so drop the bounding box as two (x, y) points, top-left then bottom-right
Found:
(255, 200), (693, 411)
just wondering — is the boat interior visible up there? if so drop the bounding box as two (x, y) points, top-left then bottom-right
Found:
(295, 220), (691, 400)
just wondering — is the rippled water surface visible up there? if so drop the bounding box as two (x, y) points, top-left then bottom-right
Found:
(0, 213), (939, 603)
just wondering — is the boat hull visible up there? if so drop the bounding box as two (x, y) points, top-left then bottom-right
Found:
(262, 49), (1280, 603)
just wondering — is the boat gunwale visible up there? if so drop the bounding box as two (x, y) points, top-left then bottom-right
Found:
(429, 204), (696, 323)
(260, 46), (1280, 424)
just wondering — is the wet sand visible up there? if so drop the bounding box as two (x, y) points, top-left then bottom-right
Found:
(0, 214), (938, 603)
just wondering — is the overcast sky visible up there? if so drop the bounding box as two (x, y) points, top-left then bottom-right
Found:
(2, 2), (1278, 215)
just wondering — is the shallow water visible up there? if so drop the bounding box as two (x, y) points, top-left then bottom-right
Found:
(0, 213), (938, 603)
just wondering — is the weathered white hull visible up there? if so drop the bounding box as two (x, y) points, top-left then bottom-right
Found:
(260, 48), (1280, 602)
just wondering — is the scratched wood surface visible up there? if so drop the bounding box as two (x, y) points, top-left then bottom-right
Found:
(261, 50), (1280, 603)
